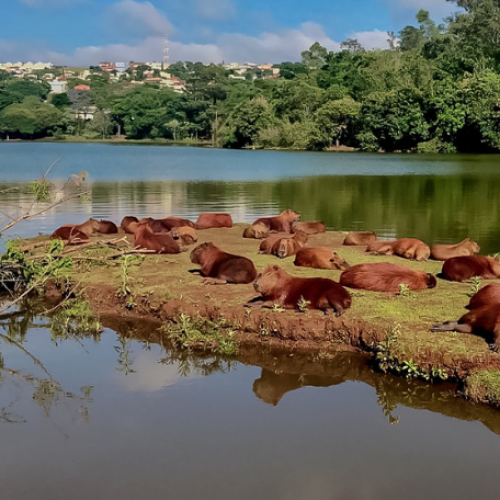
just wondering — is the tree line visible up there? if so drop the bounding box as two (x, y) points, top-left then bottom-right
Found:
(2, 1), (500, 153)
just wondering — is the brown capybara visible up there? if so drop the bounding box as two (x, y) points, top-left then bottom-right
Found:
(253, 209), (300, 233)
(120, 216), (139, 234)
(242, 223), (269, 239)
(292, 221), (326, 235)
(343, 231), (377, 246)
(466, 283), (500, 310)
(339, 262), (437, 293)
(294, 247), (351, 271)
(139, 217), (170, 233)
(94, 219), (118, 234)
(271, 237), (302, 259)
(160, 216), (196, 229)
(134, 223), (181, 254)
(441, 255), (500, 282)
(366, 238), (430, 261)
(393, 238), (430, 261)
(190, 242), (257, 284)
(195, 213), (233, 229)
(50, 226), (90, 243)
(249, 264), (351, 316)
(432, 306), (500, 352)
(68, 218), (100, 237)
(171, 226), (197, 245)
(259, 230), (308, 255)
(430, 238), (480, 261)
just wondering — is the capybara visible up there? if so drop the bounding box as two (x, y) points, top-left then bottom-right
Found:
(294, 247), (351, 271)
(68, 218), (100, 237)
(50, 226), (90, 243)
(253, 209), (300, 233)
(432, 306), (500, 352)
(190, 242), (256, 284)
(249, 264), (351, 316)
(271, 237), (302, 259)
(366, 238), (430, 261)
(134, 223), (181, 254)
(159, 217), (196, 229)
(430, 238), (480, 261)
(95, 219), (118, 234)
(171, 226), (197, 245)
(195, 213), (233, 229)
(441, 255), (500, 282)
(139, 217), (170, 233)
(292, 221), (326, 235)
(343, 231), (377, 246)
(242, 223), (269, 239)
(466, 283), (500, 310)
(120, 216), (139, 234)
(339, 262), (437, 293)
(259, 230), (308, 255)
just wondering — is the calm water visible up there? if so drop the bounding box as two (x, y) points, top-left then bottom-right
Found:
(2, 143), (500, 499)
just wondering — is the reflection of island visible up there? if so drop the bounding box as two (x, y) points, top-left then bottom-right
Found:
(240, 348), (500, 437)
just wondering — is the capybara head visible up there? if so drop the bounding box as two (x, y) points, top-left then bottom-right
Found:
(464, 238), (480, 255)
(331, 251), (351, 271)
(243, 223), (268, 239)
(276, 239), (295, 259)
(292, 229), (308, 246)
(190, 241), (216, 265)
(280, 209), (300, 223)
(254, 264), (289, 294)
(426, 273), (437, 289)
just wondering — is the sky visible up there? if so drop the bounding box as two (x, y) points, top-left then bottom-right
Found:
(0, 0), (458, 65)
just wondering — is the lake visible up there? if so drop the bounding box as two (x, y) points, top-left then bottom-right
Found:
(1, 143), (500, 500)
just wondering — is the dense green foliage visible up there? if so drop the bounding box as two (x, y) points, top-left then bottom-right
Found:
(3, 3), (500, 151)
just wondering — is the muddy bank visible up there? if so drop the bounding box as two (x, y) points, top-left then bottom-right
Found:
(15, 224), (500, 408)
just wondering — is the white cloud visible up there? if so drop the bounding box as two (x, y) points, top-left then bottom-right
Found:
(352, 30), (391, 50)
(106, 0), (173, 37)
(195, 0), (235, 20)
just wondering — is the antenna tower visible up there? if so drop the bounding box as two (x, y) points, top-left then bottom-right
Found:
(163, 34), (170, 70)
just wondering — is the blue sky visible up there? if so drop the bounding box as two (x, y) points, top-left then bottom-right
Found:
(0, 0), (457, 65)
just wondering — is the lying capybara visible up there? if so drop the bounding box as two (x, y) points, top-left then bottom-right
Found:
(294, 247), (351, 271)
(121, 216), (139, 234)
(171, 226), (197, 245)
(139, 217), (170, 233)
(292, 221), (326, 235)
(159, 217), (196, 229)
(259, 230), (308, 255)
(195, 213), (233, 229)
(253, 209), (300, 233)
(466, 283), (500, 310)
(430, 238), (480, 261)
(249, 264), (351, 316)
(441, 255), (500, 282)
(432, 306), (500, 352)
(366, 238), (430, 261)
(50, 226), (90, 243)
(271, 237), (302, 259)
(134, 223), (181, 254)
(339, 262), (437, 293)
(343, 231), (377, 246)
(190, 242), (256, 284)
(66, 218), (100, 237)
(242, 223), (269, 239)
(94, 219), (118, 234)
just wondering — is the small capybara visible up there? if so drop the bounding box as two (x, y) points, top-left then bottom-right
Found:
(343, 231), (377, 246)
(292, 221), (326, 235)
(120, 216), (139, 234)
(294, 247), (351, 271)
(190, 242), (256, 284)
(430, 238), (480, 261)
(253, 209), (300, 233)
(94, 219), (118, 234)
(68, 218), (100, 237)
(134, 223), (181, 254)
(432, 306), (500, 352)
(259, 230), (308, 255)
(466, 283), (500, 310)
(249, 264), (351, 316)
(195, 213), (233, 229)
(441, 255), (500, 282)
(339, 262), (437, 293)
(242, 223), (269, 239)
(171, 226), (197, 245)
(271, 237), (302, 259)
(366, 238), (430, 261)
(50, 226), (90, 243)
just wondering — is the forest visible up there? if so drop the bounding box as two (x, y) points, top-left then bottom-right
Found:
(2, 1), (500, 153)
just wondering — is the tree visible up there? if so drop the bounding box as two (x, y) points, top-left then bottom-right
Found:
(340, 38), (364, 53)
(301, 42), (328, 70)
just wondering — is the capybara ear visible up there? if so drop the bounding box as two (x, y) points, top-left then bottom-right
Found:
(272, 264), (280, 271)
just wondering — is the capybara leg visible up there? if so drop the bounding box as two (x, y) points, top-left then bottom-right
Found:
(203, 277), (228, 285)
(431, 321), (472, 333)
(244, 296), (265, 308)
